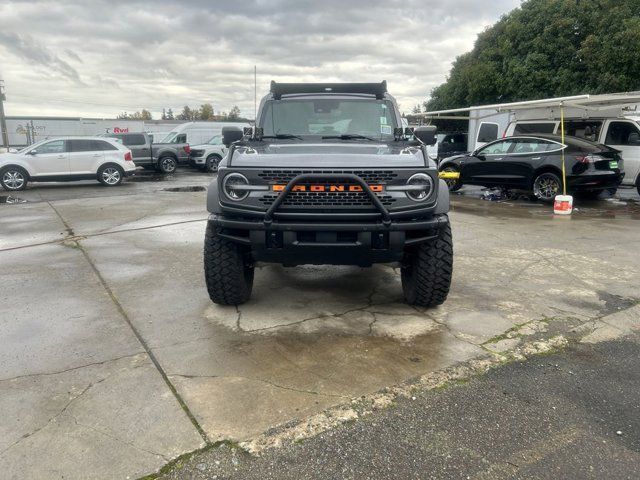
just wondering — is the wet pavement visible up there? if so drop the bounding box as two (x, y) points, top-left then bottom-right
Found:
(1, 173), (639, 479)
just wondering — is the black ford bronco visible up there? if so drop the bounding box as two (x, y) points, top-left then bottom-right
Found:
(204, 81), (452, 306)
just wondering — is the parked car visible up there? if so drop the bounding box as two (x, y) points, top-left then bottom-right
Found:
(505, 117), (640, 195)
(162, 122), (251, 146)
(439, 134), (624, 202)
(105, 132), (190, 173)
(0, 137), (135, 191)
(437, 132), (468, 161)
(188, 134), (227, 172)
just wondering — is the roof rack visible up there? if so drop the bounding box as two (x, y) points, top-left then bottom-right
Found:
(270, 81), (387, 100)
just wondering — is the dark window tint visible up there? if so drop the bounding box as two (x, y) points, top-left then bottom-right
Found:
(69, 139), (97, 152)
(605, 121), (640, 146)
(477, 123), (499, 143)
(478, 139), (515, 155)
(95, 140), (118, 151)
(511, 138), (560, 154)
(563, 120), (602, 142)
(35, 140), (66, 154)
(122, 134), (146, 146)
(513, 123), (556, 135)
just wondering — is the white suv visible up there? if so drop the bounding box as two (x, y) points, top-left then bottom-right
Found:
(0, 137), (136, 191)
(188, 134), (227, 171)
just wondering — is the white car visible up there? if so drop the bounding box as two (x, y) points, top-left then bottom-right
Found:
(0, 137), (136, 191)
(188, 134), (227, 171)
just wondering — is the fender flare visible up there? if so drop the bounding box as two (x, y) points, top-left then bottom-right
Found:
(207, 179), (221, 213)
(434, 179), (450, 214)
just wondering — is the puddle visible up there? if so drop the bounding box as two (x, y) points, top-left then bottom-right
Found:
(0, 195), (27, 204)
(129, 174), (170, 182)
(162, 186), (207, 192)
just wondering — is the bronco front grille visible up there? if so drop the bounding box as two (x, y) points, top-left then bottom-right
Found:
(259, 192), (396, 208)
(257, 170), (398, 183)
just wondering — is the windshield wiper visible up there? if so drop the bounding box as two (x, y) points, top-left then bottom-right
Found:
(261, 134), (303, 140)
(321, 134), (377, 141)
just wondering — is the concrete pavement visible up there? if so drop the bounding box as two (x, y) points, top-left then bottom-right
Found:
(1, 171), (639, 478)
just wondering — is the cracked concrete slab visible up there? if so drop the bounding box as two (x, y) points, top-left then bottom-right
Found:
(2, 177), (639, 479)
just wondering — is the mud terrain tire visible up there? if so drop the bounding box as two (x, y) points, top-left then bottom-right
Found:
(401, 218), (453, 307)
(204, 222), (254, 305)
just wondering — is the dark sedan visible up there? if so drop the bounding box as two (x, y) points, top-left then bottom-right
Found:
(439, 134), (625, 201)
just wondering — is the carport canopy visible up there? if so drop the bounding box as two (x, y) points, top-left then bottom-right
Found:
(421, 91), (640, 120)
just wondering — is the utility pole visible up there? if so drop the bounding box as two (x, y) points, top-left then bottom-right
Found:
(0, 80), (8, 148)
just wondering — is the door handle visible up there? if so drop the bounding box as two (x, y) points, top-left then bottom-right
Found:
(93, 154), (101, 157)
(532, 157), (541, 160)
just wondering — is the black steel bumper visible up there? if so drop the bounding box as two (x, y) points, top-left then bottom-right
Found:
(209, 214), (449, 267)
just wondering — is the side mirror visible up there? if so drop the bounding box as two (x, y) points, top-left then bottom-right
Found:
(28, 149), (38, 155)
(413, 126), (437, 146)
(8, 148), (18, 153)
(222, 127), (244, 147)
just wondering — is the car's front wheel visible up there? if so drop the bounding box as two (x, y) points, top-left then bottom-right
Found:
(401, 218), (453, 307)
(202, 154), (222, 172)
(532, 172), (561, 203)
(158, 156), (177, 174)
(0, 166), (29, 191)
(97, 164), (124, 186)
(204, 222), (254, 305)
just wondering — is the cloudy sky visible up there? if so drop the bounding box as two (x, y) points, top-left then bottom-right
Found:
(0, 0), (521, 119)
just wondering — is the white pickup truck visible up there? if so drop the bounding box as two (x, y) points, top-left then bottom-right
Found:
(188, 134), (227, 172)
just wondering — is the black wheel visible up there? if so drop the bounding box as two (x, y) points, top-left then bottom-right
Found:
(204, 222), (254, 305)
(401, 218), (453, 307)
(532, 172), (561, 203)
(0, 166), (29, 191)
(440, 166), (462, 192)
(636, 176), (640, 197)
(158, 156), (177, 174)
(97, 164), (124, 186)
(202, 154), (222, 172)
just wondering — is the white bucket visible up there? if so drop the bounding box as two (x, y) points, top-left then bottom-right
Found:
(554, 195), (573, 215)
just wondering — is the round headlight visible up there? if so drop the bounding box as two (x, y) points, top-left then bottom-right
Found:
(223, 173), (250, 201)
(406, 173), (434, 201)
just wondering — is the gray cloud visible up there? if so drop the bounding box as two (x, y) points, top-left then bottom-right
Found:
(0, 0), (521, 118)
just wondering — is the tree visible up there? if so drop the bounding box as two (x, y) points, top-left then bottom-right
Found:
(161, 108), (167, 120)
(425, 0), (640, 111)
(411, 104), (422, 114)
(166, 108), (174, 120)
(199, 103), (215, 120)
(227, 105), (241, 120)
(117, 109), (152, 120)
(176, 105), (195, 121)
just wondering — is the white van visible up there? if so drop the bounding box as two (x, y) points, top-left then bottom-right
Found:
(505, 117), (640, 189)
(161, 122), (251, 146)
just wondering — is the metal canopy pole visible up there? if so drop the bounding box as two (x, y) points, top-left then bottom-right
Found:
(560, 104), (567, 196)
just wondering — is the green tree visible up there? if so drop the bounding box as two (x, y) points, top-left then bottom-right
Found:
(117, 109), (152, 120)
(227, 105), (241, 120)
(176, 105), (195, 121)
(199, 103), (215, 120)
(425, 0), (640, 111)
(166, 108), (174, 120)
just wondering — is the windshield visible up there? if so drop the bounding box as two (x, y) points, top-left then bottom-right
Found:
(260, 98), (397, 140)
(206, 135), (222, 145)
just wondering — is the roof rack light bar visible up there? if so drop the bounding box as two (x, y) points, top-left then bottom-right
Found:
(270, 81), (387, 100)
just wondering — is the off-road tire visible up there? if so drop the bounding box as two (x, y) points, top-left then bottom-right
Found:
(158, 156), (177, 174)
(204, 222), (254, 305)
(0, 166), (29, 191)
(401, 218), (453, 307)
